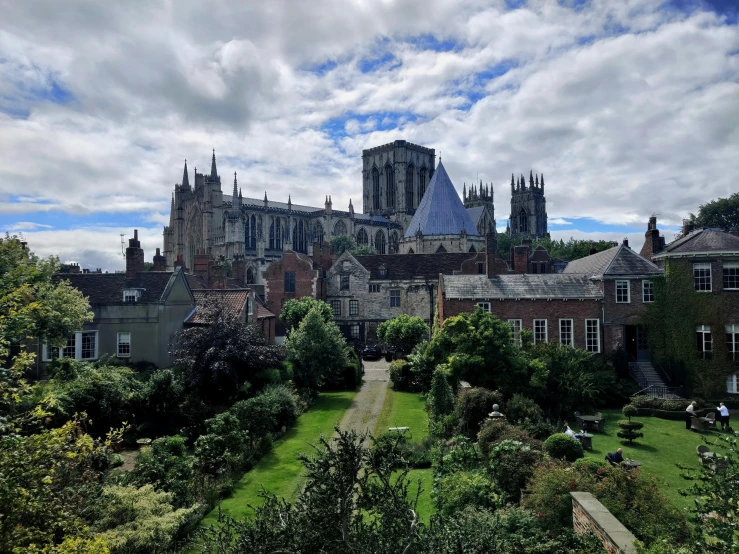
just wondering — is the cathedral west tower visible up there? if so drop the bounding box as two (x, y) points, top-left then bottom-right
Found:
(509, 170), (548, 239)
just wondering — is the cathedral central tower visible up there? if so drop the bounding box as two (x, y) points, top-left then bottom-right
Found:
(509, 170), (548, 239)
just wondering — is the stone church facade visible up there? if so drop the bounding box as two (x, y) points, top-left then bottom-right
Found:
(508, 171), (548, 239)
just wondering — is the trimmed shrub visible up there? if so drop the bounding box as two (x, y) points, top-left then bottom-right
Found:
(505, 394), (544, 424)
(434, 471), (500, 516)
(543, 433), (584, 462)
(388, 359), (415, 391)
(452, 387), (504, 439)
(519, 419), (557, 441)
(617, 404), (644, 445)
(477, 419), (541, 457)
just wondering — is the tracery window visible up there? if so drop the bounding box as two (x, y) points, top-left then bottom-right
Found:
(293, 220), (306, 253)
(356, 228), (368, 245)
(334, 220), (347, 236)
(269, 218), (282, 250)
(385, 164), (395, 208)
(518, 208), (528, 234)
(389, 231), (399, 254)
(249, 215), (256, 248)
(313, 221), (324, 245)
(419, 167), (427, 200)
(405, 164), (414, 209)
(372, 167), (380, 210)
(375, 230), (386, 255)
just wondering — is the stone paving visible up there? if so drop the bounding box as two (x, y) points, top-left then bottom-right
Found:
(338, 358), (390, 436)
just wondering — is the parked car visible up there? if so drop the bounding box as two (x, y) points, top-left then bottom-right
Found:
(362, 345), (381, 361)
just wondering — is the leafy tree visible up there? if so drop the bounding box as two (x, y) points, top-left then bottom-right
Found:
(351, 244), (376, 255)
(329, 235), (356, 255)
(689, 192), (739, 231)
(285, 307), (348, 389)
(377, 314), (429, 355)
(427, 368), (454, 420)
(169, 303), (285, 403)
(280, 297), (333, 332)
(125, 436), (194, 507)
(497, 233), (615, 263)
(194, 412), (250, 477)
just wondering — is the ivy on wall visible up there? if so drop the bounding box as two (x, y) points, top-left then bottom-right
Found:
(641, 259), (733, 397)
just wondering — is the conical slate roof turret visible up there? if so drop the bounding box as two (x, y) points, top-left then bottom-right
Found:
(403, 161), (479, 238)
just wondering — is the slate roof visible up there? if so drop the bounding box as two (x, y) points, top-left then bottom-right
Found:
(242, 197), (321, 213)
(354, 252), (481, 280)
(59, 271), (177, 304)
(404, 162), (480, 238)
(442, 274), (603, 300)
(563, 245), (662, 277)
(186, 274), (249, 290)
(186, 290), (249, 324)
(466, 206), (485, 227)
(655, 228), (739, 257)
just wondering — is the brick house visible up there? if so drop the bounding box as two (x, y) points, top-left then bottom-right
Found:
(647, 225), (739, 393)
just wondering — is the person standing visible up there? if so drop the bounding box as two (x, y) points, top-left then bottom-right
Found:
(685, 401), (697, 430)
(718, 402), (730, 431)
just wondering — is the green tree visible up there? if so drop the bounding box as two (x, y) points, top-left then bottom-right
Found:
(285, 307), (348, 389)
(690, 192), (739, 231)
(351, 244), (376, 255)
(330, 235), (356, 255)
(280, 297), (333, 332)
(427, 367), (455, 420)
(377, 314), (429, 355)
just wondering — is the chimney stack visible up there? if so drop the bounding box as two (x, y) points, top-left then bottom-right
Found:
(152, 247), (167, 271)
(485, 224), (498, 278)
(125, 229), (145, 280)
(622, 238), (629, 248)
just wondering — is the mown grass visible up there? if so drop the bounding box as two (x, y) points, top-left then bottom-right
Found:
(375, 389), (434, 522)
(200, 390), (356, 525)
(582, 409), (724, 510)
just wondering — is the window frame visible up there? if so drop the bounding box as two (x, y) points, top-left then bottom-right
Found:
(350, 324), (360, 339)
(696, 324), (712, 360)
(43, 331), (98, 362)
(507, 319), (522, 346)
(123, 289), (141, 303)
(477, 262), (485, 275)
(117, 332), (131, 358)
(340, 274), (350, 291)
(615, 280), (630, 303)
(642, 280), (655, 303)
(476, 302), (491, 313)
(389, 289), (401, 308)
(331, 299), (341, 316)
(728, 372), (739, 394)
(727, 324), (739, 362)
(723, 262), (739, 290)
(585, 319), (600, 353)
(284, 271), (296, 293)
(533, 319), (548, 344)
(368, 284), (380, 293)
(693, 263), (712, 292)
(349, 299), (359, 316)
(559, 319), (573, 347)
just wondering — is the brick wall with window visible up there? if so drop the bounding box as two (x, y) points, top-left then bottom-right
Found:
(440, 297), (602, 350)
(262, 251), (321, 328)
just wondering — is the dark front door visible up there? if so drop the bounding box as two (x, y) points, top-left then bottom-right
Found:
(625, 325), (637, 361)
(636, 327), (649, 361)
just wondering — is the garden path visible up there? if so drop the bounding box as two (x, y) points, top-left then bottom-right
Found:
(338, 358), (390, 436)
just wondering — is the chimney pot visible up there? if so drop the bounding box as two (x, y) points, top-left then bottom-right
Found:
(623, 238), (629, 248)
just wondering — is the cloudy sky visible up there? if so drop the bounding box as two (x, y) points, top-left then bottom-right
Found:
(1, 0), (737, 270)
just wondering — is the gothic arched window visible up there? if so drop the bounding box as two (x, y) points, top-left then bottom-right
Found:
(313, 221), (324, 245)
(518, 208), (528, 235)
(372, 167), (380, 210)
(293, 220), (306, 253)
(356, 228), (368, 245)
(249, 215), (256, 248)
(419, 167), (428, 200)
(375, 230), (386, 255)
(389, 231), (399, 254)
(269, 218), (282, 250)
(405, 164), (414, 209)
(334, 220), (347, 236)
(246, 267), (255, 284)
(385, 164), (395, 208)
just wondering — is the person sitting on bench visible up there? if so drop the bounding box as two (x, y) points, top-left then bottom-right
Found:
(605, 449), (623, 465)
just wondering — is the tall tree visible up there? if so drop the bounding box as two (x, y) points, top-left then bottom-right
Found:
(329, 235), (356, 255)
(377, 314), (429, 355)
(690, 192), (739, 231)
(280, 298), (333, 332)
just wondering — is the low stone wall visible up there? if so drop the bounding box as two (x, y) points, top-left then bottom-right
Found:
(570, 492), (637, 554)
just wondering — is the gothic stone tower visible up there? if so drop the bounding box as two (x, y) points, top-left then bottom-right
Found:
(362, 140), (436, 233)
(509, 170), (548, 239)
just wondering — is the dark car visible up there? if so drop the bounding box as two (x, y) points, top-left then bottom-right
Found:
(362, 345), (381, 361)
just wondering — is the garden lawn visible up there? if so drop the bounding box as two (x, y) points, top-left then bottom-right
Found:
(582, 409), (723, 510)
(200, 391), (356, 525)
(375, 389), (434, 522)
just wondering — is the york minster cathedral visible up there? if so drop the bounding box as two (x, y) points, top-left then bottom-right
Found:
(162, 140), (548, 273)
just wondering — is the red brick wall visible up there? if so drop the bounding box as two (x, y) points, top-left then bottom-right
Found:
(512, 245), (529, 274)
(603, 279), (648, 326)
(441, 296), (603, 350)
(263, 251), (318, 324)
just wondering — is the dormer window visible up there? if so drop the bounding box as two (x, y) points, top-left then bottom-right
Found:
(123, 289), (142, 303)
(378, 265), (387, 279)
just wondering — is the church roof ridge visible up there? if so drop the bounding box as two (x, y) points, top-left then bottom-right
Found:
(403, 161), (480, 238)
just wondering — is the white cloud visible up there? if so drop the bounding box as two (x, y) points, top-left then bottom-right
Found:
(3, 221), (53, 231)
(549, 218), (571, 225)
(0, 0), (736, 269)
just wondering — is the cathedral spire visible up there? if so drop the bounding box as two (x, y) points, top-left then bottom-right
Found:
(520, 174), (526, 191)
(182, 159), (190, 189)
(463, 182), (466, 201)
(288, 195), (292, 210)
(535, 173), (539, 187)
(540, 173), (545, 190)
(233, 172), (238, 198)
(511, 174), (515, 191)
(529, 170), (534, 188)
(210, 149), (218, 180)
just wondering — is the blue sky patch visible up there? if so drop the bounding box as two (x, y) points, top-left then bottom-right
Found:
(408, 34), (458, 53)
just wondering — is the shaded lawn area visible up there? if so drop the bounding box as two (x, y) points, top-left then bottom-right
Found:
(375, 389), (434, 522)
(582, 409), (723, 510)
(200, 391), (356, 525)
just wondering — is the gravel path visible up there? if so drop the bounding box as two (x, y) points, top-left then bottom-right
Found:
(338, 359), (390, 436)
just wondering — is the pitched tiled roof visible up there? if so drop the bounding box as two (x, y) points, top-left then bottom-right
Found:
(186, 290), (249, 324)
(656, 228), (739, 257)
(354, 252), (481, 280)
(404, 162), (480, 238)
(59, 271), (176, 304)
(563, 245), (662, 277)
(466, 206), (485, 226)
(442, 274), (602, 299)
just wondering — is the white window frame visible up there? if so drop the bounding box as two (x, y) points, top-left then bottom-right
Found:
(615, 280), (630, 303)
(247, 299), (253, 316)
(585, 319), (600, 353)
(117, 332), (131, 358)
(693, 263), (711, 292)
(728, 372), (739, 394)
(723, 262), (739, 290)
(696, 324), (712, 359)
(476, 302), (491, 313)
(42, 331), (98, 362)
(727, 324), (739, 362)
(123, 289), (141, 303)
(533, 319), (548, 344)
(349, 299), (359, 316)
(507, 319), (522, 346)
(642, 280), (654, 303)
(559, 319), (573, 347)
(331, 299), (341, 316)
(350, 324), (360, 339)
(369, 284), (380, 293)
